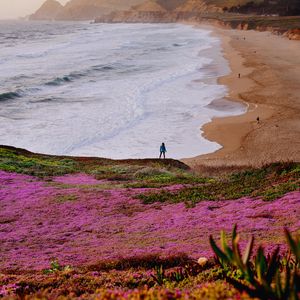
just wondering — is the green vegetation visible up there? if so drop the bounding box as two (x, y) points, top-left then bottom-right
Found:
(0, 147), (77, 176)
(0, 144), (299, 299)
(210, 225), (300, 300)
(0, 146), (190, 184)
(2, 226), (298, 299)
(90, 164), (203, 186)
(43, 259), (72, 274)
(0, 146), (299, 201)
(55, 194), (78, 203)
(137, 162), (300, 205)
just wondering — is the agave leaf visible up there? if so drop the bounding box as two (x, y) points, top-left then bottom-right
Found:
(266, 247), (280, 285)
(232, 235), (245, 271)
(209, 235), (229, 266)
(255, 246), (267, 283)
(260, 279), (278, 300)
(221, 230), (234, 261)
(243, 236), (254, 265)
(275, 270), (283, 299)
(226, 276), (259, 299)
(221, 230), (227, 251)
(285, 228), (300, 262)
(245, 264), (256, 284)
(283, 263), (291, 300)
(250, 279), (273, 300)
(232, 224), (238, 244)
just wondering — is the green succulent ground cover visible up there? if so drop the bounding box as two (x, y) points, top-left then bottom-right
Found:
(0, 148), (77, 176)
(0, 146), (201, 187)
(137, 162), (300, 205)
(1, 146), (299, 198)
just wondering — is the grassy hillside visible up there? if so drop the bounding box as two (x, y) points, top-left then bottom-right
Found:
(0, 145), (299, 299)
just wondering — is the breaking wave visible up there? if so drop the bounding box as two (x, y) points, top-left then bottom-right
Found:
(0, 91), (22, 101)
(0, 22), (245, 159)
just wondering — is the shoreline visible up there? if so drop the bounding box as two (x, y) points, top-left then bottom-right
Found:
(183, 25), (300, 170)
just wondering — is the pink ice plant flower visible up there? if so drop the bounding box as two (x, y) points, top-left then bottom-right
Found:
(0, 170), (299, 271)
(53, 173), (106, 185)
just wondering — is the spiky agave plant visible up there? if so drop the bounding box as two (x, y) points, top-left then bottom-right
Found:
(209, 225), (299, 300)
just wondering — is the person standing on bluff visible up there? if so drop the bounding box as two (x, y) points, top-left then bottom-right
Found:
(159, 143), (167, 159)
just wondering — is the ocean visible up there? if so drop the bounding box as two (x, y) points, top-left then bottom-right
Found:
(0, 21), (245, 159)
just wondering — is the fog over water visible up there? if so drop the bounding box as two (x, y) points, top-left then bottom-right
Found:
(0, 21), (245, 159)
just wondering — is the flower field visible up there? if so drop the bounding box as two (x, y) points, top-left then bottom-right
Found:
(0, 146), (299, 299)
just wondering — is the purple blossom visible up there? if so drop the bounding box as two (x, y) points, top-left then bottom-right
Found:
(0, 171), (299, 271)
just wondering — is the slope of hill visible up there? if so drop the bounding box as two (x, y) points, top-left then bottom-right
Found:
(29, 0), (63, 20)
(59, 0), (146, 20)
(132, 0), (167, 12)
(94, 0), (221, 23)
(156, 0), (187, 10)
(95, 0), (173, 23)
(0, 145), (299, 298)
(174, 0), (221, 13)
(30, 0), (146, 21)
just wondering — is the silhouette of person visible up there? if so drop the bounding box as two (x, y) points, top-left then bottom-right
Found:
(257, 116), (260, 124)
(159, 143), (167, 159)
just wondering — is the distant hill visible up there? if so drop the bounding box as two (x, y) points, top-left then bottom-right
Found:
(30, 0), (146, 21)
(30, 0), (300, 21)
(30, 0), (63, 20)
(131, 0), (167, 12)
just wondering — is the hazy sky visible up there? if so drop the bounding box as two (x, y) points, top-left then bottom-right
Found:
(0, 0), (68, 19)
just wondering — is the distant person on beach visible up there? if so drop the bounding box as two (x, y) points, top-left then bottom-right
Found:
(238, 73), (241, 78)
(257, 116), (260, 124)
(159, 143), (167, 159)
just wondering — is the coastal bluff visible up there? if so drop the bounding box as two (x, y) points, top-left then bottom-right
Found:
(30, 0), (300, 40)
(30, 0), (300, 22)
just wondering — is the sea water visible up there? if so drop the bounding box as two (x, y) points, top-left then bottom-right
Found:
(0, 21), (245, 159)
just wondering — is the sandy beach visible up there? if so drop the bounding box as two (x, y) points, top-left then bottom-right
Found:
(183, 26), (300, 170)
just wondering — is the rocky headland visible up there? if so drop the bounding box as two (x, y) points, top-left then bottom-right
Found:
(30, 0), (146, 21)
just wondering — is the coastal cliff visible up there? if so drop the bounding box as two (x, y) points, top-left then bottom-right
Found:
(30, 0), (300, 40)
(95, 0), (220, 23)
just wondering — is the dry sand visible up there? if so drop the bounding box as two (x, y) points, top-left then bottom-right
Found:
(183, 27), (300, 170)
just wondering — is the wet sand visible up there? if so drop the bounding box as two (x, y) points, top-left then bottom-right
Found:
(183, 27), (300, 170)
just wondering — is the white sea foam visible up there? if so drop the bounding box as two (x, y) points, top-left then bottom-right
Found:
(0, 21), (245, 159)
